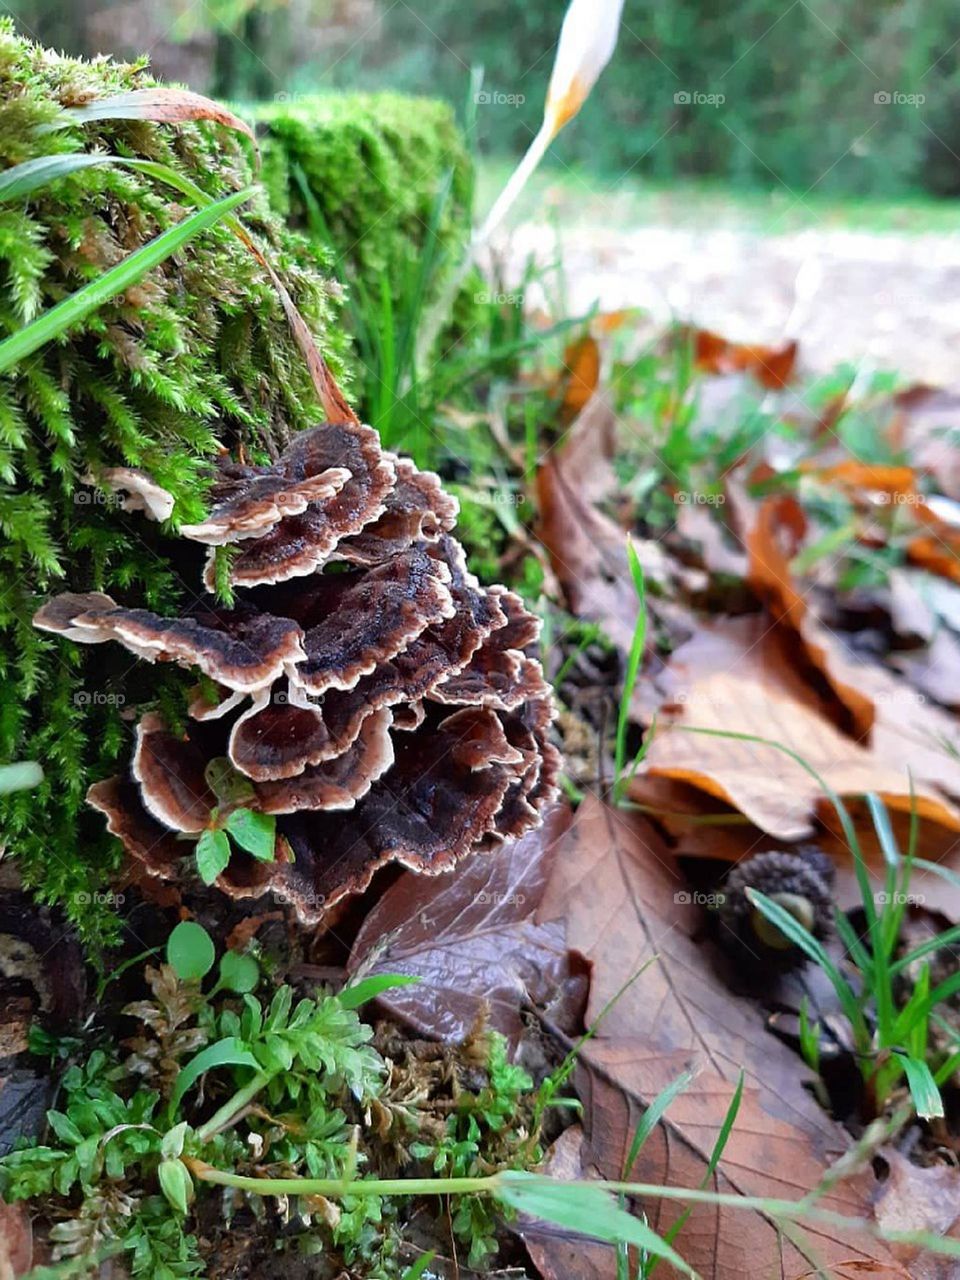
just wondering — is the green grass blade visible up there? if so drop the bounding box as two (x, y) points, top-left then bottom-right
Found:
(893, 1051), (944, 1120)
(833, 909), (872, 973)
(934, 1045), (960, 1087)
(627, 1070), (695, 1165)
(0, 153), (119, 202)
(748, 890), (867, 1042)
(894, 967), (960, 1042)
(614, 540), (647, 805)
(0, 187), (253, 374)
(495, 1172), (697, 1278)
(647, 1072), (745, 1277)
(401, 1252), (436, 1280)
(889, 923), (960, 977)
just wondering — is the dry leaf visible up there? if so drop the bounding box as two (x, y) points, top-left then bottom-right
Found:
(0, 1200), (31, 1280)
(747, 494), (876, 737)
(533, 795), (906, 1280)
(693, 328), (798, 389)
(871, 1149), (960, 1280)
(62, 88), (258, 152)
(634, 614), (960, 844)
(347, 807), (578, 1047)
(558, 335), (601, 419)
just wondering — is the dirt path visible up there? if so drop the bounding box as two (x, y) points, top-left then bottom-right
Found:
(494, 223), (960, 386)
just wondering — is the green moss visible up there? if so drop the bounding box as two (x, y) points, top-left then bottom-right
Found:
(253, 93), (473, 306)
(0, 22), (348, 949)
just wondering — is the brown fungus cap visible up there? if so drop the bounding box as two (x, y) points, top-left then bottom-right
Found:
(35, 421), (560, 920)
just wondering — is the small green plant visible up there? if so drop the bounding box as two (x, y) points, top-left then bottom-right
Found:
(0, 926), (699, 1277)
(688, 728), (960, 1122)
(613, 538), (651, 806)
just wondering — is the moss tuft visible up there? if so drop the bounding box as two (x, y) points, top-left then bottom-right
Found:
(0, 20), (348, 948)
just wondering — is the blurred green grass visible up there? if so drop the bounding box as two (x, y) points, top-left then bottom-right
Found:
(476, 159), (960, 235)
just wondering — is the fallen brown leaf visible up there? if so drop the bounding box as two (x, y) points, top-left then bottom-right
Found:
(871, 1149), (960, 1280)
(347, 807), (579, 1048)
(0, 1200), (31, 1280)
(532, 795), (908, 1279)
(634, 614), (960, 846)
(559, 335), (601, 419)
(693, 328), (798, 389)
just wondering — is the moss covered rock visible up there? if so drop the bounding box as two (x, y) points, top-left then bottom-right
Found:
(254, 92), (473, 306)
(0, 21), (349, 944)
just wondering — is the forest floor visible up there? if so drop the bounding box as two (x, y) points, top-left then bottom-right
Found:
(480, 165), (960, 385)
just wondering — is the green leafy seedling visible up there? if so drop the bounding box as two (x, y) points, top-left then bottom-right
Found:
(167, 922), (216, 983)
(216, 950), (260, 995)
(196, 827), (231, 885)
(224, 808), (276, 861)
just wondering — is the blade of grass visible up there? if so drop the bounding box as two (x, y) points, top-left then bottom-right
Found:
(748, 889), (868, 1044)
(495, 1174), (697, 1278)
(646, 1072), (745, 1278)
(614, 539), (647, 805)
(0, 188), (253, 373)
(893, 1051), (943, 1120)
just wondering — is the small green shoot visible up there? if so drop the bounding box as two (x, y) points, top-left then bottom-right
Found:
(613, 539), (650, 806)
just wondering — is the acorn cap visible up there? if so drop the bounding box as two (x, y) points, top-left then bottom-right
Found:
(718, 847), (835, 970)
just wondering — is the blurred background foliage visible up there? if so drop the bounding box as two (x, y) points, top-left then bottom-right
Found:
(7, 0), (960, 197)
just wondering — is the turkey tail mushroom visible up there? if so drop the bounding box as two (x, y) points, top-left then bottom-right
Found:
(34, 421), (560, 921)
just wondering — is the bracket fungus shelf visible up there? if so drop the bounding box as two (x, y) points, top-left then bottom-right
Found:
(35, 422), (560, 923)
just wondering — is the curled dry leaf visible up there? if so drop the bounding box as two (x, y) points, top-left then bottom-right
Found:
(58, 88), (258, 153)
(693, 327), (798, 389)
(633, 614), (960, 844)
(533, 795), (906, 1280)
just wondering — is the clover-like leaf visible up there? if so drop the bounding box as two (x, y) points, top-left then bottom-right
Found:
(224, 808), (276, 862)
(196, 827), (231, 885)
(167, 921), (216, 982)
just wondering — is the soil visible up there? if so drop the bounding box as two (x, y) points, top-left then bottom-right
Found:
(493, 222), (960, 386)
